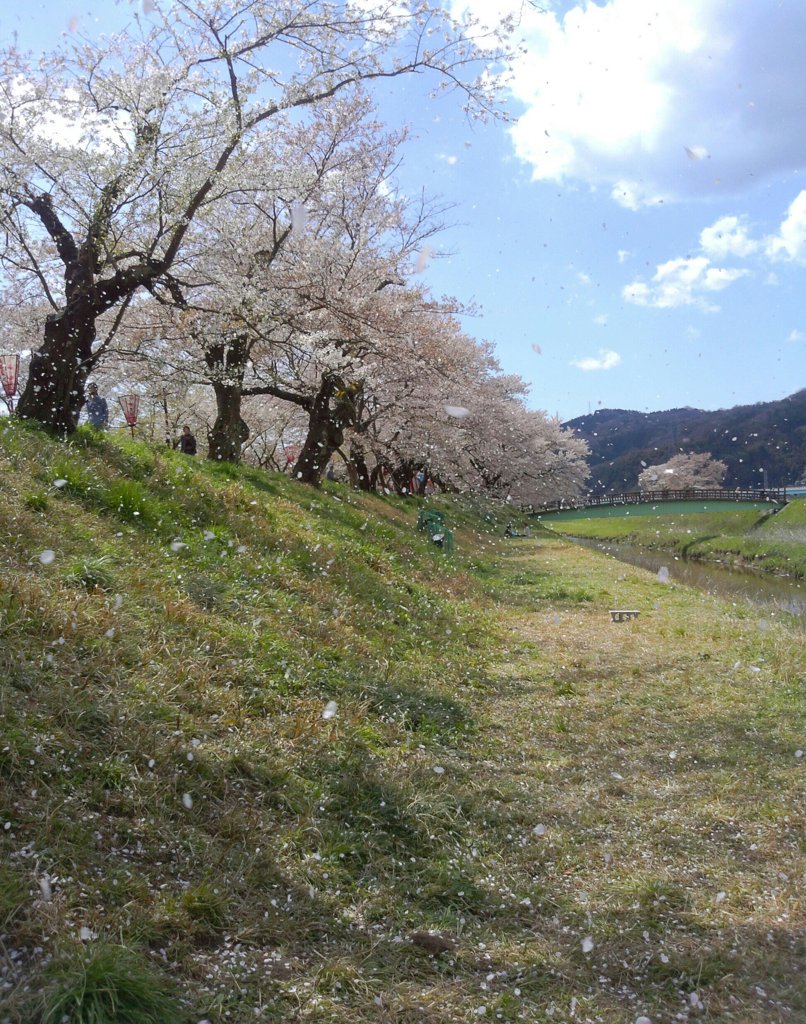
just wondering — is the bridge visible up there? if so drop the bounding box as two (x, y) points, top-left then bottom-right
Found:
(535, 487), (790, 520)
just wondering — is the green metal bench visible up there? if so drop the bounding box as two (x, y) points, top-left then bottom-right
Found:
(417, 509), (444, 532)
(416, 509), (454, 553)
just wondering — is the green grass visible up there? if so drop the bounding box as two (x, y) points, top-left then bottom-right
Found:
(37, 945), (183, 1024)
(546, 501), (806, 577)
(0, 419), (803, 1024)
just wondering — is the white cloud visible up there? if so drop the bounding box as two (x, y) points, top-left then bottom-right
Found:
(700, 215), (758, 259)
(455, 0), (806, 204)
(571, 349), (621, 371)
(788, 329), (805, 342)
(623, 256), (748, 310)
(577, 271), (591, 285)
(617, 249), (630, 264)
(765, 190), (806, 262)
(611, 180), (667, 211)
(593, 313), (608, 326)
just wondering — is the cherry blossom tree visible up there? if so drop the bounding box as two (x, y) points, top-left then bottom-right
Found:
(638, 451), (728, 491)
(0, 0), (509, 433)
(183, 110), (454, 475)
(337, 311), (590, 503)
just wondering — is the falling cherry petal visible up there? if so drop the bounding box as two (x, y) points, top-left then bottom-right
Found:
(415, 246), (433, 273)
(290, 202), (308, 234)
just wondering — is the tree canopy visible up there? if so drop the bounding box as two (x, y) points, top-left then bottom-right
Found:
(0, 1), (588, 503)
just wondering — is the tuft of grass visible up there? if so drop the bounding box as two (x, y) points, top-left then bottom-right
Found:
(0, 863), (28, 930)
(36, 945), (183, 1024)
(47, 455), (95, 496)
(23, 491), (49, 512)
(62, 555), (117, 591)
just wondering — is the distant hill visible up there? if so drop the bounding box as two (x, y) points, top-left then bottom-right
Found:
(565, 389), (806, 494)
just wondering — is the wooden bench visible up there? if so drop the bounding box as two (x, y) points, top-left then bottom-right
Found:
(610, 609), (640, 622)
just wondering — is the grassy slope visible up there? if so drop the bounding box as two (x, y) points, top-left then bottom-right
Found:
(546, 502), (806, 578)
(1, 422), (804, 1024)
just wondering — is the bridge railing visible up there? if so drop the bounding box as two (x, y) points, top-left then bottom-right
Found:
(535, 487), (788, 515)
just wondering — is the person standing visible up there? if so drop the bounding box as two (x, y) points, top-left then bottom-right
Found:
(84, 383), (108, 429)
(178, 425), (197, 455)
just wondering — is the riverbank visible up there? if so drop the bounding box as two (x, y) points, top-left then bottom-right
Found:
(544, 500), (806, 579)
(1, 423), (804, 1023)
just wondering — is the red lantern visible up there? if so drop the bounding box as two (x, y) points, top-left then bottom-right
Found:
(0, 354), (20, 411)
(118, 394), (140, 437)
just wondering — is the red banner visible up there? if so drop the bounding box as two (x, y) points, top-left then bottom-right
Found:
(118, 394), (140, 426)
(0, 354), (20, 399)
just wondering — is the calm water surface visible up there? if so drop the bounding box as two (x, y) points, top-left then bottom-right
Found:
(570, 537), (805, 621)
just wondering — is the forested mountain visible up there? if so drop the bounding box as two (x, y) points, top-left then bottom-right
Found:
(565, 389), (806, 494)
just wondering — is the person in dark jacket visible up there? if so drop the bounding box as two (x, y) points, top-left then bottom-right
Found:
(178, 425), (197, 455)
(84, 383), (108, 429)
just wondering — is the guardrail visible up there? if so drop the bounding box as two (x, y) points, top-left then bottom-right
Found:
(535, 487), (789, 515)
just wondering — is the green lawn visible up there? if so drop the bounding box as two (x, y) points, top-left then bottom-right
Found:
(1, 421), (803, 1023)
(545, 501), (806, 578)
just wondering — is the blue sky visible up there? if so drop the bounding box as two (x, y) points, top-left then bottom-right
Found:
(4, 0), (805, 421)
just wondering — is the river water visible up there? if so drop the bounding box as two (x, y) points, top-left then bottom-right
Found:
(569, 537), (805, 621)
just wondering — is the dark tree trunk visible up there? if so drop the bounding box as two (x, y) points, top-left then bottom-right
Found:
(208, 382), (250, 462)
(205, 338), (250, 463)
(390, 460), (416, 494)
(348, 443), (372, 491)
(293, 376), (358, 486)
(16, 309), (95, 433)
(160, 390), (173, 446)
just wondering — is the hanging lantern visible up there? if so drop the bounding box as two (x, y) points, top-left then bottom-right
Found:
(0, 354), (20, 411)
(118, 394), (140, 437)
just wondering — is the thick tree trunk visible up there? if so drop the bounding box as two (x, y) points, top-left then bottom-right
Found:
(208, 382), (250, 462)
(293, 376), (358, 486)
(205, 338), (250, 463)
(16, 310), (95, 433)
(348, 442), (372, 491)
